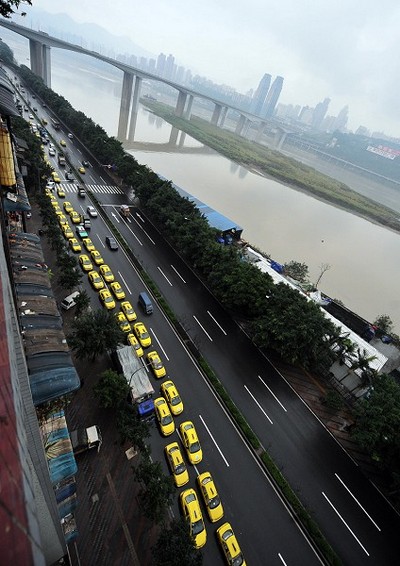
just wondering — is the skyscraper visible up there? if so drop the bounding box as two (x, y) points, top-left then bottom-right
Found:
(334, 105), (349, 132)
(251, 73), (271, 116)
(312, 97), (331, 130)
(156, 52), (166, 77)
(263, 76), (284, 118)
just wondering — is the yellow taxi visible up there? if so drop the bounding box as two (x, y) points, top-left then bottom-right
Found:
(133, 322), (151, 348)
(121, 301), (137, 322)
(127, 333), (144, 357)
(58, 214), (69, 226)
(63, 201), (73, 213)
(52, 171), (61, 183)
(68, 238), (81, 253)
(70, 211), (81, 224)
(99, 264), (114, 283)
(197, 471), (224, 522)
(115, 311), (131, 333)
(62, 224), (73, 239)
(79, 254), (93, 272)
(82, 238), (95, 252)
(164, 442), (189, 487)
(154, 397), (175, 436)
(146, 350), (166, 378)
(78, 166), (85, 174)
(216, 523), (246, 566)
(179, 421), (202, 464)
(88, 270), (104, 290)
(56, 186), (65, 197)
(110, 281), (125, 300)
(91, 249), (104, 266)
(99, 288), (115, 310)
(179, 489), (206, 549)
(160, 380), (183, 415)
(60, 139), (66, 147)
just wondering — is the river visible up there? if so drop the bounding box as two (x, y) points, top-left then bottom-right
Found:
(4, 31), (400, 331)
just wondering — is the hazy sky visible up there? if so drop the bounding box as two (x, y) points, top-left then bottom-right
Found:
(12, 0), (400, 136)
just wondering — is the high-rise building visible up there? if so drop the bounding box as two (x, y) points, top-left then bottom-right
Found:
(251, 73), (271, 116)
(156, 52), (166, 77)
(165, 54), (175, 80)
(334, 105), (349, 132)
(263, 76), (284, 118)
(312, 97), (331, 130)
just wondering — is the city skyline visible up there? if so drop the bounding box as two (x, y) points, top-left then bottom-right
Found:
(11, 0), (400, 137)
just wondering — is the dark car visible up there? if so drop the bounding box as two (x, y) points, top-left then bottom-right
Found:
(82, 160), (90, 167)
(105, 236), (118, 251)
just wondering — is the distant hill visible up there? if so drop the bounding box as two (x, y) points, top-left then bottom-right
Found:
(24, 9), (154, 60)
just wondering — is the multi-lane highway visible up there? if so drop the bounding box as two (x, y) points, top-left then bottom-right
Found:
(20, 86), (400, 564)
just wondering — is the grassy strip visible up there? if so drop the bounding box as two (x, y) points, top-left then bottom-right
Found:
(141, 100), (400, 234)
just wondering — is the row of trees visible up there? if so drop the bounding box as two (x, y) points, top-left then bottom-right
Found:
(16, 59), (400, 505)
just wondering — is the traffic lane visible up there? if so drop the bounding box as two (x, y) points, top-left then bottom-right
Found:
(148, 381), (321, 566)
(196, 334), (400, 565)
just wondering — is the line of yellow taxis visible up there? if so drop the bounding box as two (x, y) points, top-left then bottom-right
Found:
(47, 185), (245, 564)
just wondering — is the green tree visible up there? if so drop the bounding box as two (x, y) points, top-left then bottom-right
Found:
(283, 261), (309, 283)
(133, 455), (175, 524)
(353, 374), (400, 471)
(93, 369), (129, 409)
(373, 314), (393, 335)
(57, 266), (82, 291)
(0, 1), (31, 19)
(67, 309), (125, 360)
(116, 405), (150, 452)
(74, 289), (91, 316)
(0, 38), (14, 63)
(152, 518), (202, 566)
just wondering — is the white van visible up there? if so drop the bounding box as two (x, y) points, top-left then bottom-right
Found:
(61, 291), (80, 311)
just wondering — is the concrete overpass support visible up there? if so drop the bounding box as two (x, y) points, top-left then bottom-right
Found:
(255, 121), (267, 143)
(175, 90), (187, 117)
(219, 106), (228, 127)
(235, 114), (247, 136)
(42, 44), (51, 87)
(169, 127), (179, 146)
(184, 95), (194, 119)
(128, 75), (142, 141)
(276, 130), (288, 150)
(118, 71), (134, 140)
(211, 103), (222, 126)
(29, 39), (43, 78)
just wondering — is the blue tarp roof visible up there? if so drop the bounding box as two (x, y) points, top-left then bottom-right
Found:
(27, 353), (80, 405)
(41, 411), (78, 484)
(158, 175), (243, 236)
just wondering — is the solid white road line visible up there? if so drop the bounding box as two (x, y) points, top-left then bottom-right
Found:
(258, 375), (287, 412)
(207, 310), (227, 335)
(322, 492), (369, 556)
(199, 414), (230, 467)
(111, 210), (120, 223)
(96, 233), (105, 248)
(100, 176), (106, 184)
(244, 385), (273, 424)
(278, 554), (288, 565)
(150, 329), (169, 361)
(171, 264), (186, 283)
(132, 216), (155, 244)
(118, 271), (132, 295)
(335, 473), (381, 531)
(192, 315), (213, 342)
(157, 266), (173, 286)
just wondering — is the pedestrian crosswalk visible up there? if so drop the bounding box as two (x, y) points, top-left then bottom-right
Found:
(59, 183), (124, 195)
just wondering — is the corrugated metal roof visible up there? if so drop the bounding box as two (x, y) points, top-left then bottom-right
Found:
(0, 67), (19, 117)
(158, 174), (243, 235)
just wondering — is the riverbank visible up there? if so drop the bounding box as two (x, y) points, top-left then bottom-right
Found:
(140, 100), (400, 234)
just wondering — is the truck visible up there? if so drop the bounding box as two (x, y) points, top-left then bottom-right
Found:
(58, 152), (66, 166)
(70, 425), (102, 455)
(120, 204), (130, 218)
(113, 345), (155, 420)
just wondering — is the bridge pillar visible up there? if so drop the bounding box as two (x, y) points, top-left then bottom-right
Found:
(42, 44), (51, 87)
(29, 39), (43, 77)
(255, 121), (267, 143)
(175, 90), (187, 117)
(219, 106), (228, 127)
(235, 114), (247, 136)
(128, 76), (142, 141)
(184, 95), (194, 119)
(169, 127), (179, 145)
(275, 130), (287, 150)
(118, 71), (134, 140)
(211, 103), (222, 126)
